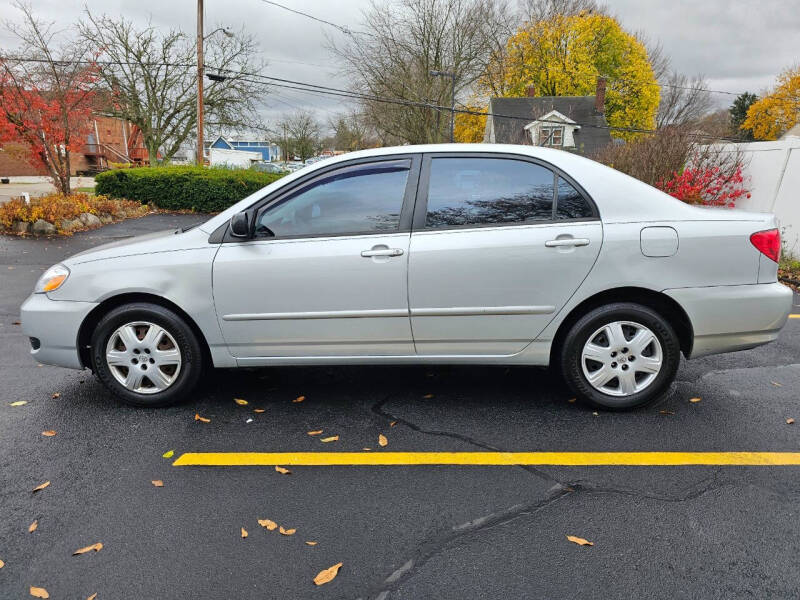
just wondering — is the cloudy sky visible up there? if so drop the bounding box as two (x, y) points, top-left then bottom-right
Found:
(1, 0), (798, 132)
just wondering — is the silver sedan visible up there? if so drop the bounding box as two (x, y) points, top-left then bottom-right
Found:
(21, 144), (793, 409)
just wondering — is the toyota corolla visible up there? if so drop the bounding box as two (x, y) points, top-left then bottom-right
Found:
(21, 144), (793, 409)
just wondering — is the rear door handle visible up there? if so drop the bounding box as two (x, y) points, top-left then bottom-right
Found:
(361, 248), (404, 257)
(545, 238), (590, 248)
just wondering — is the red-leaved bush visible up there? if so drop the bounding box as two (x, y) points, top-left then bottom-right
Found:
(656, 166), (750, 208)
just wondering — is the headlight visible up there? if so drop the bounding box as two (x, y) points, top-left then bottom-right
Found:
(35, 264), (70, 293)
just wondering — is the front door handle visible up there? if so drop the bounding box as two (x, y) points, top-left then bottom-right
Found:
(545, 238), (590, 248)
(361, 247), (404, 258)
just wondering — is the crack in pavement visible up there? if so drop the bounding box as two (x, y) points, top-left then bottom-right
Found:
(366, 395), (736, 599)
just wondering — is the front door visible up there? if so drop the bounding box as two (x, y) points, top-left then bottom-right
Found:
(408, 154), (602, 355)
(213, 157), (420, 359)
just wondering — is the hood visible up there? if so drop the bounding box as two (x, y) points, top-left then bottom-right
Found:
(63, 227), (211, 266)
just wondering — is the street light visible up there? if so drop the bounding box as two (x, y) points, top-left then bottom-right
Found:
(196, 0), (234, 165)
(429, 70), (456, 143)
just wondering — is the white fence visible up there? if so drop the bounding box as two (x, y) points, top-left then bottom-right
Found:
(703, 137), (800, 252)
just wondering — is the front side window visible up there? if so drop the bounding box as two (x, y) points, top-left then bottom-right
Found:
(256, 159), (410, 238)
(425, 157), (555, 229)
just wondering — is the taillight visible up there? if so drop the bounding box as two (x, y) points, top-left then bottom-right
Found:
(750, 228), (780, 263)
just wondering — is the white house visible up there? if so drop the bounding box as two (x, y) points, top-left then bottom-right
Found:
(209, 147), (262, 169)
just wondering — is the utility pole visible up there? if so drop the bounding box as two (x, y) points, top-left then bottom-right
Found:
(196, 0), (204, 165)
(430, 70), (456, 143)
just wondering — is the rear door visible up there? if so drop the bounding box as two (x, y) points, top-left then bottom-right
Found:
(408, 153), (602, 355)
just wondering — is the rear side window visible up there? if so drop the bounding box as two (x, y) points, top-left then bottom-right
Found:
(256, 159), (410, 237)
(556, 177), (594, 219)
(425, 157), (555, 228)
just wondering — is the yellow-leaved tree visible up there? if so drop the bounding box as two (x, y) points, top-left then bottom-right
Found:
(474, 13), (659, 141)
(454, 101), (488, 143)
(743, 66), (800, 140)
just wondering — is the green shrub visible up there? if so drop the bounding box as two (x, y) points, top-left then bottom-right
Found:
(95, 166), (285, 213)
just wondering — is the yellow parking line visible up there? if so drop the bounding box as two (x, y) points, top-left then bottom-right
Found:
(789, 314), (800, 319)
(172, 451), (800, 467)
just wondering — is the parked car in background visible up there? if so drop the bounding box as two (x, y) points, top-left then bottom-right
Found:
(21, 144), (792, 409)
(250, 162), (287, 174)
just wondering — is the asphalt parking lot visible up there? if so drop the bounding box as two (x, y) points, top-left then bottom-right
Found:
(2, 214), (800, 599)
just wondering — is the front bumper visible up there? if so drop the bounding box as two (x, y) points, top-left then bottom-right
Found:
(664, 282), (793, 359)
(20, 293), (98, 369)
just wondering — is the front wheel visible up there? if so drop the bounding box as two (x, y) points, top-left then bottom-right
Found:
(560, 302), (680, 410)
(90, 303), (203, 407)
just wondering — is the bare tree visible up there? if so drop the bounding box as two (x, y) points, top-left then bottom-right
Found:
(329, 110), (375, 151)
(330, 0), (511, 144)
(79, 12), (269, 165)
(0, 2), (96, 195)
(656, 71), (716, 129)
(278, 110), (321, 163)
(519, 0), (606, 22)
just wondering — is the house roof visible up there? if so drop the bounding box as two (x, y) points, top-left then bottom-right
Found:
(486, 96), (612, 154)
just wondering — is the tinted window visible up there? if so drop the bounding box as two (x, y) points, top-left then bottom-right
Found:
(425, 158), (554, 228)
(256, 160), (409, 237)
(556, 177), (594, 219)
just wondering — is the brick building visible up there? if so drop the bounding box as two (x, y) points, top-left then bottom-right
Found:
(0, 114), (152, 177)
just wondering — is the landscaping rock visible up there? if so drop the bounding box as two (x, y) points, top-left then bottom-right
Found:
(79, 212), (102, 227)
(31, 219), (56, 235)
(11, 220), (30, 234)
(60, 218), (83, 232)
(99, 213), (113, 224)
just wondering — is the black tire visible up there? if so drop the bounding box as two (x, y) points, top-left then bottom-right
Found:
(560, 302), (680, 410)
(90, 302), (203, 407)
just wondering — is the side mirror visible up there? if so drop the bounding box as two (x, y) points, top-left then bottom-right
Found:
(229, 212), (250, 238)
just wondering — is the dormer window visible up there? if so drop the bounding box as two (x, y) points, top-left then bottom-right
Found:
(540, 125), (564, 147)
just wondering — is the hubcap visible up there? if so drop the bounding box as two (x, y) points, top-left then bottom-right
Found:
(105, 321), (182, 394)
(581, 321), (663, 397)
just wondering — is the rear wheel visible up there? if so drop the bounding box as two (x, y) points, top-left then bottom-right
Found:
(90, 303), (202, 407)
(560, 303), (680, 410)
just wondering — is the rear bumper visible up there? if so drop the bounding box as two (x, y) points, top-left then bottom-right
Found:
(664, 282), (793, 359)
(20, 293), (98, 369)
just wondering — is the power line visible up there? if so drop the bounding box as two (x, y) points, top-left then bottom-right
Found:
(256, 0), (370, 37)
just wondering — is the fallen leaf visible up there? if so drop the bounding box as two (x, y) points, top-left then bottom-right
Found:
(258, 519), (278, 531)
(234, 398), (248, 405)
(12, 320), (21, 326)
(362, 447), (371, 451)
(313, 562), (343, 586)
(32, 481), (50, 493)
(0, 558), (4, 568)
(771, 381), (783, 387)
(689, 397), (702, 403)
(320, 435), (339, 443)
(245, 417), (253, 423)
(389, 421), (397, 427)
(567, 397), (577, 403)
(51, 393), (60, 399)
(787, 418), (795, 425)
(30, 587), (49, 598)
(29, 520), (38, 532)
(73, 542), (103, 555)
(305, 541), (318, 546)
(307, 430), (323, 436)
(592, 411), (599, 416)
(659, 410), (675, 415)
(162, 450), (174, 458)
(151, 480), (164, 487)
(275, 465), (291, 475)
(567, 535), (593, 546)
(253, 408), (266, 413)
(241, 527), (248, 538)
(194, 413), (210, 423)
(422, 393), (434, 399)
(279, 526), (296, 536)
(42, 430), (57, 437)
(10, 401), (27, 406)
(378, 434), (388, 447)
(87, 594), (97, 600)
(293, 395), (305, 403)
